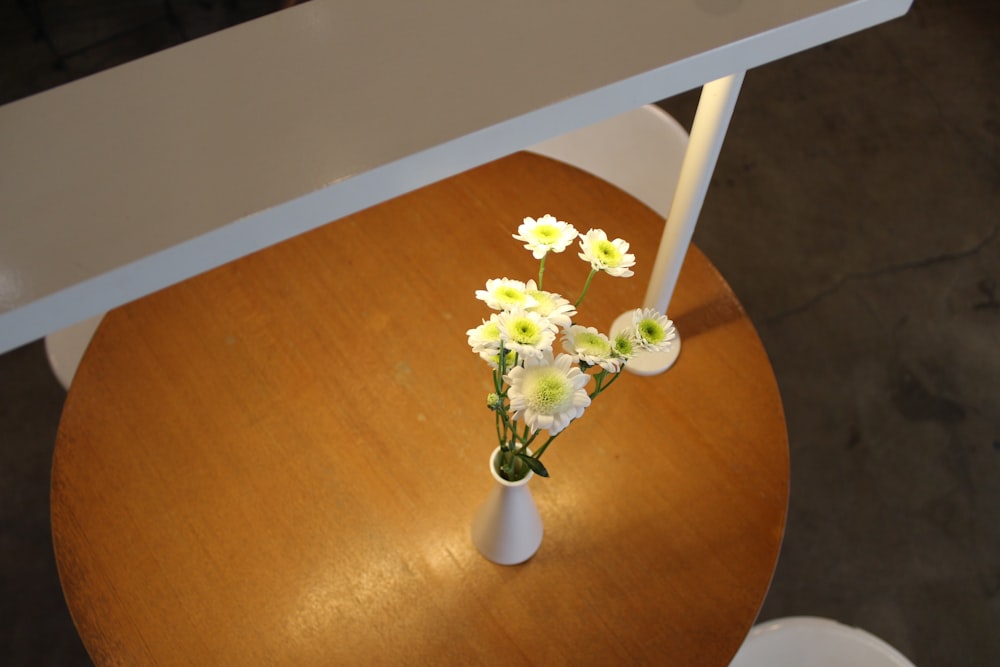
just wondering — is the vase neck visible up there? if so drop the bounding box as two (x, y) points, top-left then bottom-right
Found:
(489, 446), (534, 486)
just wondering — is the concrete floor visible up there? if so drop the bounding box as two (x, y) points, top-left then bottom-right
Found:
(2, 1), (998, 665)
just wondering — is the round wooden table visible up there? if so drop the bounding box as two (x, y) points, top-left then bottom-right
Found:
(52, 152), (788, 665)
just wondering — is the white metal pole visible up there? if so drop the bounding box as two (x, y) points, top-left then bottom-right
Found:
(645, 71), (745, 313)
(612, 71), (745, 376)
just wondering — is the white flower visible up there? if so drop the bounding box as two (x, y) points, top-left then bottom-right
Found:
(562, 325), (620, 372)
(577, 229), (635, 277)
(506, 353), (592, 435)
(496, 309), (557, 359)
(632, 308), (676, 352)
(466, 315), (502, 354)
(513, 214), (579, 259)
(475, 278), (538, 311)
(611, 329), (636, 362)
(524, 280), (576, 330)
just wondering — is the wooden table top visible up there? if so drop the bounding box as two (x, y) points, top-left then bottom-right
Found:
(52, 152), (788, 666)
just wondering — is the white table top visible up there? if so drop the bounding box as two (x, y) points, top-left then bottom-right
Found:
(0, 0), (911, 353)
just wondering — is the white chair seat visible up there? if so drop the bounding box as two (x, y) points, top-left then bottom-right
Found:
(527, 104), (688, 218)
(729, 617), (916, 667)
(45, 314), (103, 390)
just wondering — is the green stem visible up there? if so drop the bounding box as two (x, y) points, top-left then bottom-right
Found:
(508, 417), (520, 450)
(500, 417), (516, 477)
(493, 345), (514, 447)
(495, 407), (503, 446)
(498, 405), (515, 443)
(590, 367), (623, 398)
(574, 269), (598, 307)
(595, 369), (608, 393)
(600, 368), (624, 392)
(497, 342), (508, 379)
(532, 434), (558, 460)
(538, 254), (547, 291)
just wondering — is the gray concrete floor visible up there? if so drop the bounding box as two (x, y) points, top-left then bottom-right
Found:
(1, 1), (997, 665)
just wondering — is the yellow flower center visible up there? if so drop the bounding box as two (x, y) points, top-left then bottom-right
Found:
(497, 286), (526, 306)
(528, 371), (571, 412)
(613, 334), (634, 357)
(532, 224), (560, 244)
(508, 318), (540, 345)
(595, 240), (622, 266)
(576, 331), (609, 356)
(638, 319), (665, 343)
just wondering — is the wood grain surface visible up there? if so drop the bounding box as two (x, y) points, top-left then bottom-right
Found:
(51, 152), (788, 665)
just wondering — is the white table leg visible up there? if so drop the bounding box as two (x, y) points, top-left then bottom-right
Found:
(613, 71), (746, 376)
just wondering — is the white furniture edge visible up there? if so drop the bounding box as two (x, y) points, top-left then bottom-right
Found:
(0, 0), (913, 354)
(527, 104), (689, 219)
(729, 616), (917, 666)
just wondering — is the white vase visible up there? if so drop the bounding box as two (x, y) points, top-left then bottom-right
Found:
(471, 446), (544, 565)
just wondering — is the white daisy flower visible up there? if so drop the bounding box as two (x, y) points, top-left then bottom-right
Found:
(577, 228), (636, 277)
(475, 278), (538, 312)
(524, 280), (576, 330)
(562, 325), (620, 372)
(466, 315), (502, 354)
(496, 309), (557, 360)
(506, 353), (592, 435)
(632, 308), (676, 352)
(513, 214), (579, 259)
(611, 329), (637, 362)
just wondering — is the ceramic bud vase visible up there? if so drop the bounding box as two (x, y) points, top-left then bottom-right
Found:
(471, 447), (544, 565)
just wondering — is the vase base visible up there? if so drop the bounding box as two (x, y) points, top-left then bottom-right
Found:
(471, 523), (543, 566)
(610, 310), (681, 376)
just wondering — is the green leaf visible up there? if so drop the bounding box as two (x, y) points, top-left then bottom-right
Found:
(516, 453), (549, 477)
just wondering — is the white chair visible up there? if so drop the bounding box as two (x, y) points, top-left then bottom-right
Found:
(526, 103), (689, 218)
(45, 314), (103, 390)
(729, 616), (917, 667)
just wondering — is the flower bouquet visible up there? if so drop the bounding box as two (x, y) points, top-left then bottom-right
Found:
(467, 214), (677, 482)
